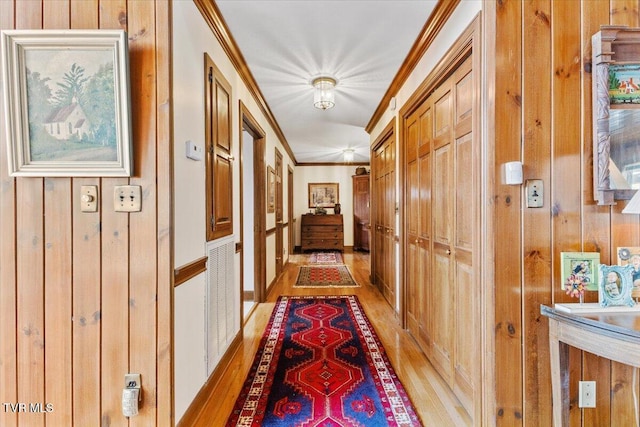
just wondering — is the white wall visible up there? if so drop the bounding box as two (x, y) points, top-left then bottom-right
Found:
(172, 1), (294, 421)
(293, 165), (365, 248)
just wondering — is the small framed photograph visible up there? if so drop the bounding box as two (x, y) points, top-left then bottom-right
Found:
(267, 166), (275, 213)
(599, 264), (635, 307)
(1, 29), (132, 176)
(560, 252), (600, 291)
(308, 182), (339, 208)
(617, 247), (640, 299)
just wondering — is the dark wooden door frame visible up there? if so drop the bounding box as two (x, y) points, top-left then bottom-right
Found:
(239, 101), (267, 304)
(275, 148), (284, 276)
(287, 165), (294, 258)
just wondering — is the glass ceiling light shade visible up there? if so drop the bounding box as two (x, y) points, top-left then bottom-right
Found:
(312, 77), (336, 110)
(343, 148), (355, 163)
(622, 190), (640, 214)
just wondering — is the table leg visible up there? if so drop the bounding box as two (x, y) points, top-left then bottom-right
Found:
(549, 319), (570, 426)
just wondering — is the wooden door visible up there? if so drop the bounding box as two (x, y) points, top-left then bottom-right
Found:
(372, 129), (396, 309)
(405, 108), (421, 339)
(451, 57), (476, 415)
(205, 54), (233, 241)
(405, 100), (433, 352)
(353, 175), (370, 251)
(431, 83), (454, 384)
(288, 166), (294, 259)
(382, 138), (396, 307)
(275, 149), (283, 275)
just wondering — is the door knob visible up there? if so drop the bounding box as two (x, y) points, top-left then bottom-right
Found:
(446, 249), (451, 255)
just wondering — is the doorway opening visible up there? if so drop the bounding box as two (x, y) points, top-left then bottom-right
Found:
(240, 102), (267, 323)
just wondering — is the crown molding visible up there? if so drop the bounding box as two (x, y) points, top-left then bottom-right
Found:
(296, 162), (370, 167)
(365, 0), (461, 134)
(194, 0), (297, 163)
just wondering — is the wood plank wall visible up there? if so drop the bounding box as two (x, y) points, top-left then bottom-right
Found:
(0, 1), (172, 426)
(494, 0), (640, 425)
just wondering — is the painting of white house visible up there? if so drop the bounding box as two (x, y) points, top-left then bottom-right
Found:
(609, 64), (640, 105)
(24, 48), (118, 161)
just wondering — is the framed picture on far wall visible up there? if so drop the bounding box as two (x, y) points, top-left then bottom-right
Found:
(560, 252), (600, 292)
(267, 166), (276, 213)
(308, 182), (339, 208)
(1, 29), (132, 176)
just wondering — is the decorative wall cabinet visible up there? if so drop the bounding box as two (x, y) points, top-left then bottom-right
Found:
(592, 26), (640, 205)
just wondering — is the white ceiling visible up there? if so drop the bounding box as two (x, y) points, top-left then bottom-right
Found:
(215, 0), (437, 164)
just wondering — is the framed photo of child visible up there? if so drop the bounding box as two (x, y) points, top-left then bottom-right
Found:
(598, 264), (635, 307)
(560, 252), (600, 292)
(617, 247), (640, 299)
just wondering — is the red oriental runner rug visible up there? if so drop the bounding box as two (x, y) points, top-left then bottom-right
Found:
(226, 296), (422, 426)
(294, 265), (359, 287)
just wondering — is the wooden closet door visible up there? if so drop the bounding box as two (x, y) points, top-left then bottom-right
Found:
(405, 101), (432, 351)
(353, 175), (370, 251)
(431, 82), (454, 384)
(374, 145), (385, 288)
(406, 109), (421, 338)
(372, 133), (396, 309)
(451, 57), (476, 416)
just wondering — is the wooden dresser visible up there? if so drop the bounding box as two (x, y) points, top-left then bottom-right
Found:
(300, 214), (344, 252)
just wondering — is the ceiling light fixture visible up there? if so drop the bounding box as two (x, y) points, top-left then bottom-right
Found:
(312, 76), (336, 110)
(343, 148), (355, 163)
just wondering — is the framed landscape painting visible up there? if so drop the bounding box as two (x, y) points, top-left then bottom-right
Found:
(1, 29), (132, 176)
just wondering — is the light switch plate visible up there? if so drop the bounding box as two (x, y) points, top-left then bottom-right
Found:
(114, 185), (142, 212)
(526, 179), (543, 208)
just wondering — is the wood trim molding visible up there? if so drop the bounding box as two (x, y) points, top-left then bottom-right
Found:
(193, 0), (296, 163)
(296, 162), (370, 167)
(174, 256), (208, 287)
(266, 226), (277, 236)
(365, 0), (461, 133)
(399, 19), (475, 119)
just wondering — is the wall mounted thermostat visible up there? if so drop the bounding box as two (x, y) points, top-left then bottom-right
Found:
(185, 140), (204, 161)
(503, 161), (523, 185)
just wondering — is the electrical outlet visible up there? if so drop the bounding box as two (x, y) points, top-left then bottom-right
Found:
(579, 381), (596, 408)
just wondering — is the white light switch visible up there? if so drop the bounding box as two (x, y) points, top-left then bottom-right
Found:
(114, 185), (142, 212)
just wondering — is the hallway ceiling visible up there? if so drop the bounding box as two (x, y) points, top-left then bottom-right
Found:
(215, 0), (437, 164)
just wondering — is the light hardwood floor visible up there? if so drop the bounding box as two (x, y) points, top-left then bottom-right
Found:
(187, 251), (471, 426)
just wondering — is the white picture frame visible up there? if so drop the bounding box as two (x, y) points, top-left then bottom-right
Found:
(1, 29), (132, 176)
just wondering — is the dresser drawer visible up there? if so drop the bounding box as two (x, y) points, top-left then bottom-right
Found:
(302, 225), (342, 233)
(301, 239), (343, 249)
